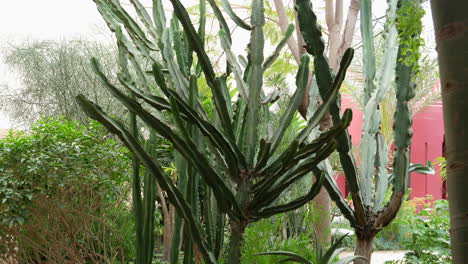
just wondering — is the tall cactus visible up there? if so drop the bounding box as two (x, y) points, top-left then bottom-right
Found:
(77, 0), (355, 263)
(295, 0), (432, 263)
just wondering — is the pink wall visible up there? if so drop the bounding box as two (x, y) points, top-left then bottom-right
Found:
(335, 96), (445, 200)
(409, 103), (444, 200)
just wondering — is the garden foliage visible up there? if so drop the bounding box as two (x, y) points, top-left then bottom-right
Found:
(0, 118), (137, 262)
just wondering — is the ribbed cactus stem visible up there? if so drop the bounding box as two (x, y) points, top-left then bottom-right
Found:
(244, 0), (265, 166)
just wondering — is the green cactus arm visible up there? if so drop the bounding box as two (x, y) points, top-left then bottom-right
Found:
(167, 89), (192, 143)
(256, 109), (351, 180)
(250, 142), (336, 211)
(161, 30), (190, 95)
(314, 163), (356, 226)
(220, 0), (253, 30)
(206, 0), (232, 43)
(270, 55), (309, 154)
(358, 117), (379, 207)
(295, 0), (332, 96)
(294, 123), (351, 161)
(117, 76), (172, 111)
(169, 0), (235, 140)
(373, 133), (389, 211)
(252, 172), (324, 220)
(152, 0), (166, 37)
(243, 0), (265, 166)
(90, 58), (244, 220)
(297, 48), (354, 143)
(128, 0), (159, 40)
(219, 29), (249, 100)
(107, 84), (242, 219)
(150, 86), (247, 177)
(118, 43), (145, 262)
(321, 235), (352, 263)
(75, 95), (218, 264)
(96, 0), (158, 72)
(258, 47), (353, 176)
(360, 0), (376, 104)
(255, 140), (299, 179)
(142, 132), (158, 263)
(296, 0), (364, 218)
(116, 28), (153, 87)
(387, 162), (434, 183)
(380, 0), (420, 226)
(255, 139), (272, 170)
(171, 17), (191, 77)
(359, 0), (398, 207)
(96, 0), (157, 51)
(238, 55), (248, 68)
(217, 76), (235, 119)
(263, 24), (295, 72)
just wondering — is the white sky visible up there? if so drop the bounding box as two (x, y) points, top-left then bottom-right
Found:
(0, 0), (436, 129)
(0, 0), (106, 128)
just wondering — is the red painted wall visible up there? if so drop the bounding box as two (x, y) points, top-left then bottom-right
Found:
(409, 102), (444, 200)
(335, 95), (444, 200)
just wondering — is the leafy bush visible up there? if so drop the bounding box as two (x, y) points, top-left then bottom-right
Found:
(0, 117), (137, 262)
(397, 199), (451, 264)
(0, 117), (131, 226)
(240, 214), (316, 264)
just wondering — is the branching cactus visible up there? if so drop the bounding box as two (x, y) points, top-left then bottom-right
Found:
(295, 0), (433, 263)
(76, 0), (355, 263)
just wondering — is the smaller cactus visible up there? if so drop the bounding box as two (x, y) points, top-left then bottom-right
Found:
(295, 0), (433, 263)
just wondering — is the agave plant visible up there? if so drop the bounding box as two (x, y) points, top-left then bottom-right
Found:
(294, 0), (433, 263)
(77, 0), (355, 263)
(255, 233), (366, 264)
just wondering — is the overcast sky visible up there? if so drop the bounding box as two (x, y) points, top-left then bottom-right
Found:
(0, 0), (435, 129)
(0, 0), (104, 128)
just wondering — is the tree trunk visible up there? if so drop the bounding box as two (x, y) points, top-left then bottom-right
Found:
(354, 235), (375, 264)
(226, 221), (247, 264)
(311, 187), (331, 244)
(157, 185), (175, 262)
(430, 1), (468, 263)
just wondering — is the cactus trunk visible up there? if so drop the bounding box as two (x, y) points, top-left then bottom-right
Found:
(355, 235), (375, 264)
(227, 220), (247, 264)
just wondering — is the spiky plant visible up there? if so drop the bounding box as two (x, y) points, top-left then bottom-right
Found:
(295, 0), (433, 263)
(76, 0), (354, 263)
(255, 232), (366, 264)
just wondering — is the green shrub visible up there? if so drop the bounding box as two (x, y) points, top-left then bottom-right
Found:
(0, 117), (131, 226)
(399, 199), (451, 263)
(0, 117), (137, 262)
(239, 214), (315, 264)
